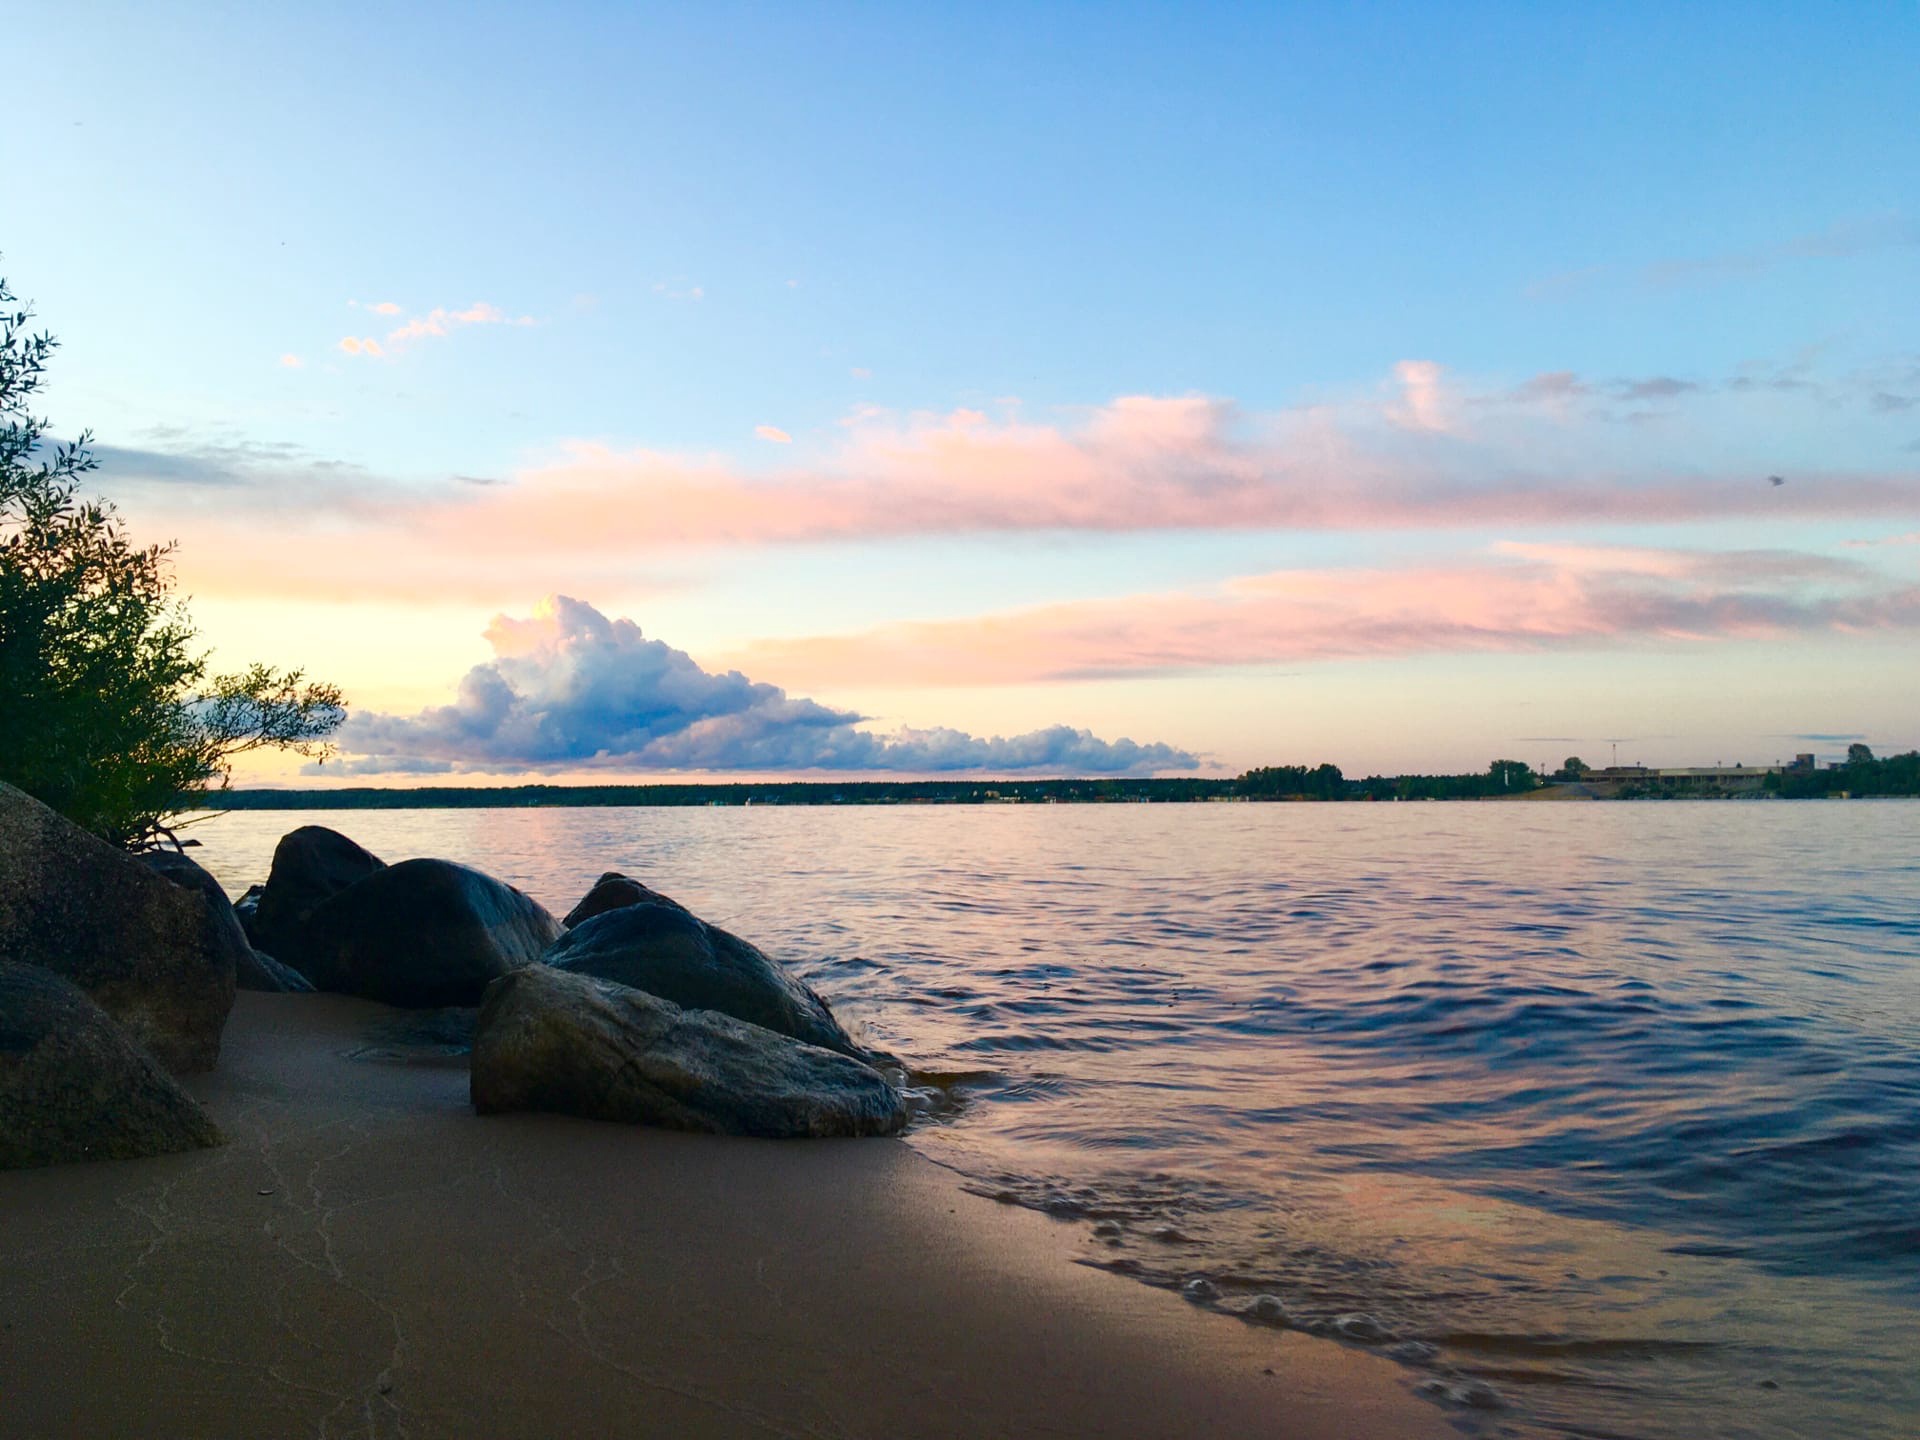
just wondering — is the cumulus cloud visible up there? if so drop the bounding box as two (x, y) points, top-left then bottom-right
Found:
(332, 596), (1196, 776)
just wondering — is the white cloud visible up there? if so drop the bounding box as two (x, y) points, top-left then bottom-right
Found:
(333, 596), (1196, 776)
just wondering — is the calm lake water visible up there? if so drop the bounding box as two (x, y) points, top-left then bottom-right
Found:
(188, 802), (1920, 1440)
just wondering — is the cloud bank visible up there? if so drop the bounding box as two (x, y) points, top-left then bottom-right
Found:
(728, 542), (1920, 687)
(331, 596), (1196, 776)
(82, 357), (1920, 603)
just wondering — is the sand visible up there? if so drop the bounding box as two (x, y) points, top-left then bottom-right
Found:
(0, 994), (1446, 1439)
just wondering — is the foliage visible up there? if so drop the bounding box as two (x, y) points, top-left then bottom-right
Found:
(1768, 750), (1920, 799)
(0, 274), (345, 847)
(1236, 763), (1347, 799)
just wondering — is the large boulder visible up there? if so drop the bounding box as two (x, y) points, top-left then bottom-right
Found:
(0, 782), (235, 1073)
(561, 871), (688, 929)
(251, 825), (386, 957)
(139, 850), (312, 994)
(545, 901), (862, 1059)
(472, 965), (906, 1139)
(0, 962), (223, 1169)
(289, 858), (561, 1008)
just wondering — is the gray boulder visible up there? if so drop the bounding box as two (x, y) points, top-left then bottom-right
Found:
(0, 961), (223, 1169)
(291, 858), (561, 1007)
(546, 901), (862, 1058)
(139, 850), (310, 994)
(0, 782), (235, 1073)
(561, 871), (688, 929)
(251, 825), (386, 957)
(471, 965), (906, 1139)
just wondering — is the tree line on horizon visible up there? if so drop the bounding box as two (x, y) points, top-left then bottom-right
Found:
(214, 759), (1550, 809)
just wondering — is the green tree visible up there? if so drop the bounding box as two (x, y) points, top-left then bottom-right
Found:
(1561, 755), (1589, 777)
(1489, 758), (1536, 791)
(0, 274), (345, 847)
(1847, 742), (1874, 765)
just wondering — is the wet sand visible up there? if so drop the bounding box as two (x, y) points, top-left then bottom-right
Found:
(0, 994), (1445, 1439)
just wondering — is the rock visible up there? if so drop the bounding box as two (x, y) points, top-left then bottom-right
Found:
(546, 901), (863, 1058)
(244, 951), (316, 994)
(0, 962), (222, 1169)
(139, 850), (310, 994)
(251, 825), (386, 957)
(1244, 1295), (1292, 1326)
(471, 965), (906, 1139)
(0, 782), (235, 1073)
(561, 871), (688, 929)
(233, 883), (266, 945)
(290, 858), (561, 1007)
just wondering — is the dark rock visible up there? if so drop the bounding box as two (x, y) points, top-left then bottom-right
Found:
(471, 965), (906, 1139)
(561, 871), (688, 929)
(0, 782), (235, 1073)
(292, 858), (562, 1007)
(139, 850), (309, 993)
(252, 826), (386, 958)
(0, 961), (223, 1169)
(545, 901), (862, 1058)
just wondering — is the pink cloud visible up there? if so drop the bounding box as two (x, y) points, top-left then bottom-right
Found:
(725, 543), (1920, 688)
(1388, 359), (1455, 433)
(336, 302), (536, 357)
(754, 425), (793, 444)
(384, 301), (534, 345)
(410, 384), (1920, 552)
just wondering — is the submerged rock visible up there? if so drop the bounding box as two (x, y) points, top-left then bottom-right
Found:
(139, 850), (310, 993)
(286, 858), (560, 1008)
(1244, 1294), (1292, 1326)
(251, 825), (386, 957)
(561, 871), (688, 929)
(471, 965), (906, 1139)
(0, 782), (235, 1073)
(546, 900), (863, 1058)
(0, 962), (223, 1169)
(232, 883), (266, 946)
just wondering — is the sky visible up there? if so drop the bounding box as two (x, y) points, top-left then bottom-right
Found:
(9, 2), (1919, 783)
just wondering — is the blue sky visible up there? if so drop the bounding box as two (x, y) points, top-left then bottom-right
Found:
(10, 2), (1919, 779)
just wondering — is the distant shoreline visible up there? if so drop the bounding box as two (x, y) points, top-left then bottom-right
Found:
(204, 781), (1913, 809)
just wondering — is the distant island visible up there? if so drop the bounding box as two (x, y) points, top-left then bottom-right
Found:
(211, 750), (1919, 809)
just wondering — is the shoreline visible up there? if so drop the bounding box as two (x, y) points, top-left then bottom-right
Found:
(0, 993), (1447, 1439)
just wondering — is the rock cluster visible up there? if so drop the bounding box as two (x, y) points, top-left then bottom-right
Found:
(1, 791), (904, 1167)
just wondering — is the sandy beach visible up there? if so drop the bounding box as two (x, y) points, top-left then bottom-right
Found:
(1, 993), (1443, 1439)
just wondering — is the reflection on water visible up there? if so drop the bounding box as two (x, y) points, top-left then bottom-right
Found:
(190, 802), (1920, 1439)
